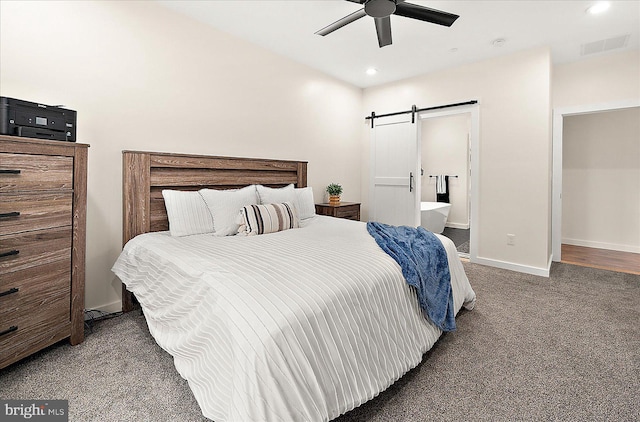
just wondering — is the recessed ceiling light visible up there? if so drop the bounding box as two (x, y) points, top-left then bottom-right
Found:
(366, 68), (378, 76)
(587, 1), (610, 14)
(449, 48), (458, 53)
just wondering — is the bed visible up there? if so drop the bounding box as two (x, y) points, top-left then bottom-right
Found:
(113, 151), (476, 422)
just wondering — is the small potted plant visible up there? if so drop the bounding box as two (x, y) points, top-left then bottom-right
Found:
(326, 183), (343, 205)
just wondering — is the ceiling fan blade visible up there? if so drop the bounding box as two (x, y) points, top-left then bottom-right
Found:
(394, 2), (459, 27)
(315, 8), (367, 36)
(345, 0), (366, 3)
(374, 16), (392, 47)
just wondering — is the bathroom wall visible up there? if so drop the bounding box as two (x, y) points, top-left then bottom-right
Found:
(562, 107), (640, 253)
(421, 113), (470, 228)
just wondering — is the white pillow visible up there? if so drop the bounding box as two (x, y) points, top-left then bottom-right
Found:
(294, 187), (316, 220)
(237, 202), (299, 236)
(162, 190), (214, 237)
(256, 184), (295, 205)
(200, 185), (259, 236)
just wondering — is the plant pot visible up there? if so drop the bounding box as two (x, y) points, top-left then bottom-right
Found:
(329, 195), (341, 205)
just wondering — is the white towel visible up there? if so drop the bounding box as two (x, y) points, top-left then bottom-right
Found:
(436, 175), (447, 194)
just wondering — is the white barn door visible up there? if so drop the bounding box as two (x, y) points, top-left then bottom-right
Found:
(369, 114), (420, 226)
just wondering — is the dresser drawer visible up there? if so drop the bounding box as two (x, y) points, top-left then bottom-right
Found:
(335, 207), (360, 220)
(0, 153), (73, 193)
(0, 192), (72, 235)
(0, 226), (71, 274)
(0, 260), (71, 325)
(0, 321), (71, 369)
(0, 261), (71, 368)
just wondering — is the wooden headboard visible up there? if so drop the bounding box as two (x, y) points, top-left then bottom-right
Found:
(121, 150), (308, 311)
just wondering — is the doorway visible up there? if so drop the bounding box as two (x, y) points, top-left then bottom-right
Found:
(369, 103), (479, 260)
(418, 105), (478, 260)
(556, 106), (640, 274)
(552, 100), (640, 264)
(420, 113), (470, 254)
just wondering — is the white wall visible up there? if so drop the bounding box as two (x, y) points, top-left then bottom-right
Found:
(0, 1), (363, 312)
(4, 2), (634, 307)
(562, 107), (640, 253)
(363, 47), (553, 274)
(421, 114), (469, 228)
(553, 50), (640, 108)
(552, 49), (640, 258)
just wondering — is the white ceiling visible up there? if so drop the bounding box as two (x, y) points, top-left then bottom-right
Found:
(157, 0), (640, 88)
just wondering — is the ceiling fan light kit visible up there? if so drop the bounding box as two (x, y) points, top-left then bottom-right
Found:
(316, 0), (459, 48)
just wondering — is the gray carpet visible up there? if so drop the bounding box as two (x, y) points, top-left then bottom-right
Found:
(1, 262), (638, 421)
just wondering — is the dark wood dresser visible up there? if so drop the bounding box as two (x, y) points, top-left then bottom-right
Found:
(0, 135), (88, 369)
(315, 202), (361, 221)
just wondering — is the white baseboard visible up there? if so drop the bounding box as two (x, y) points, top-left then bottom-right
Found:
(472, 256), (550, 277)
(445, 222), (470, 230)
(86, 300), (122, 315)
(562, 238), (640, 254)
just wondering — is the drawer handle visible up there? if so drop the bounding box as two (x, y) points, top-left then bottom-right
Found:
(0, 169), (21, 174)
(0, 250), (19, 259)
(0, 287), (19, 297)
(0, 211), (20, 219)
(0, 326), (18, 337)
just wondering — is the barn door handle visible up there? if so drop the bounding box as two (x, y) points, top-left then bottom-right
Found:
(0, 169), (21, 174)
(409, 172), (413, 192)
(0, 212), (20, 219)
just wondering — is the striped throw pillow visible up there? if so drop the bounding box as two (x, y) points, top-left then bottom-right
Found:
(238, 202), (299, 236)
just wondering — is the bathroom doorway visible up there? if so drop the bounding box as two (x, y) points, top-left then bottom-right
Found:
(420, 110), (472, 256)
(369, 102), (479, 261)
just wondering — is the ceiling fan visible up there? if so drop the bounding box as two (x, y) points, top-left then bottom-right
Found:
(315, 0), (459, 48)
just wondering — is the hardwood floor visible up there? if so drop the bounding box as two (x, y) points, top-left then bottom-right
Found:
(561, 244), (640, 275)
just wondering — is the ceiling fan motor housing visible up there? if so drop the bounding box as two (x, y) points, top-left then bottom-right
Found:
(365, 0), (397, 18)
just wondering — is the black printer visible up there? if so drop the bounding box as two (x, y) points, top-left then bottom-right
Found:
(0, 96), (76, 142)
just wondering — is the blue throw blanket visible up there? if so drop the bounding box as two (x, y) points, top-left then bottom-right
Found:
(367, 221), (456, 332)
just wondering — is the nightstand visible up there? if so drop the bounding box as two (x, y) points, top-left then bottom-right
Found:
(315, 202), (361, 221)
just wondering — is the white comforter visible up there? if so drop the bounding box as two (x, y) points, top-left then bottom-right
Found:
(112, 216), (476, 422)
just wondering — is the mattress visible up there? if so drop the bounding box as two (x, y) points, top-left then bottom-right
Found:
(112, 215), (476, 422)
